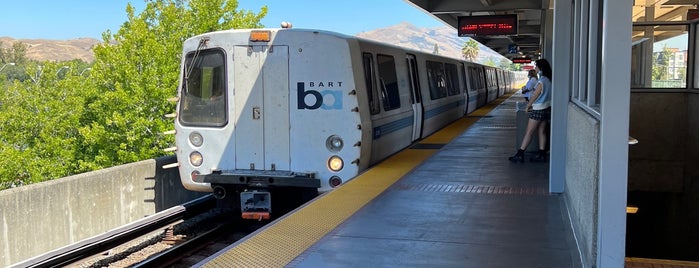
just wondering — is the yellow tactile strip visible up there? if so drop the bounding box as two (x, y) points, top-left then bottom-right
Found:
(625, 257), (699, 267)
(203, 94), (511, 268)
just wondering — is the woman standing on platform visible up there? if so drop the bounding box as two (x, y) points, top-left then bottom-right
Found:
(521, 69), (538, 102)
(509, 59), (552, 163)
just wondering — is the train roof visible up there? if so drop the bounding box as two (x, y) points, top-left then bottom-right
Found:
(185, 28), (502, 69)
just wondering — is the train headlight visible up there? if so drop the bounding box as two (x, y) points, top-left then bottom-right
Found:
(189, 132), (203, 147)
(190, 151), (203, 167)
(326, 135), (344, 152)
(328, 155), (344, 172)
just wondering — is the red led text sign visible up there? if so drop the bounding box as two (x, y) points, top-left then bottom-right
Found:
(458, 15), (518, 36)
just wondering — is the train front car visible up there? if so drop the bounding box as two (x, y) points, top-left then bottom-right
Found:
(174, 29), (363, 220)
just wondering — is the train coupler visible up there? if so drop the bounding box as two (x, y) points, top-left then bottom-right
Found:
(240, 191), (271, 221)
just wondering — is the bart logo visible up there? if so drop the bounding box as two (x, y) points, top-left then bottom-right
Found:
(297, 82), (342, 110)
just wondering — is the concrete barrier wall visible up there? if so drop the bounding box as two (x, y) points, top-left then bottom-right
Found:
(688, 93), (699, 248)
(565, 103), (600, 267)
(628, 93), (687, 192)
(0, 155), (205, 267)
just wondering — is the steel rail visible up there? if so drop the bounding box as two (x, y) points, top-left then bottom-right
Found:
(10, 194), (215, 268)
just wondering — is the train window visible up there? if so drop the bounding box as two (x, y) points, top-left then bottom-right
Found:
(362, 53), (380, 115)
(377, 54), (400, 111)
(179, 48), (227, 127)
(426, 61), (447, 100)
(468, 67), (480, 90)
(630, 24), (689, 89)
(444, 63), (460, 96)
(406, 56), (421, 104)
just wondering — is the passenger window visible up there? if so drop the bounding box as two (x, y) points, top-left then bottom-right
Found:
(426, 61), (447, 100)
(445, 63), (460, 96)
(377, 54), (400, 111)
(362, 53), (380, 115)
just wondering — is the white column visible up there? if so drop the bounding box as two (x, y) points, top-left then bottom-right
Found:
(549, 0), (572, 193)
(597, 0), (632, 266)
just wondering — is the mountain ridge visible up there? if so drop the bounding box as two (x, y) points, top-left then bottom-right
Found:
(0, 22), (504, 63)
(356, 21), (505, 63)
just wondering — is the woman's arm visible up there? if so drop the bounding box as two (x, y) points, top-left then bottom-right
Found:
(526, 82), (543, 111)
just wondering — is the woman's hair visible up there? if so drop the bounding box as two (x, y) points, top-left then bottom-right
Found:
(535, 59), (552, 79)
(527, 69), (537, 78)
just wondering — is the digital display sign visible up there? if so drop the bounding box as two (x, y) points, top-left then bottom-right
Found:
(512, 57), (532, 64)
(458, 15), (518, 36)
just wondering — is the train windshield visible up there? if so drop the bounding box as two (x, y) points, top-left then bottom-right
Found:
(179, 48), (227, 127)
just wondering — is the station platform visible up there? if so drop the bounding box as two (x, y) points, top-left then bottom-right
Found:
(196, 94), (583, 267)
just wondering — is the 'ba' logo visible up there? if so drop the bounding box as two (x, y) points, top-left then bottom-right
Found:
(297, 82), (342, 110)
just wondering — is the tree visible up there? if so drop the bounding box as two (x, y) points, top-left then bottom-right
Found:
(498, 58), (512, 70)
(652, 44), (672, 81)
(0, 0), (268, 189)
(0, 62), (88, 188)
(461, 38), (479, 62)
(484, 57), (496, 67)
(76, 0), (267, 171)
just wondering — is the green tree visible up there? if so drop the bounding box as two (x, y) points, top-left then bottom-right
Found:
(0, 0), (267, 189)
(461, 38), (479, 62)
(77, 0), (267, 171)
(484, 57), (496, 67)
(652, 44), (672, 81)
(0, 62), (88, 188)
(498, 58), (512, 70)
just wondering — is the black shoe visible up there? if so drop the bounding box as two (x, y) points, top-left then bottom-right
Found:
(530, 154), (547, 162)
(508, 153), (524, 163)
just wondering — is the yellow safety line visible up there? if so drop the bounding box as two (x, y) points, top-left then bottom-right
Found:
(625, 257), (699, 267)
(203, 93), (512, 268)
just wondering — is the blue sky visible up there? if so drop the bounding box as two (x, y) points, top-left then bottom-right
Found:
(0, 0), (448, 40)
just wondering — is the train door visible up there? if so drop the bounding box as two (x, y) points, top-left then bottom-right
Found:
(406, 54), (423, 141)
(233, 45), (290, 171)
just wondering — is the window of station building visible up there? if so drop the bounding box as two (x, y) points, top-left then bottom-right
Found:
(362, 53), (380, 115)
(377, 54), (401, 111)
(426, 61), (447, 99)
(631, 24), (689, 89)
(444, 63), (460, 96)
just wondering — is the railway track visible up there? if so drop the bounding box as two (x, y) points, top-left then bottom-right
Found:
(11, 195), (233, 268)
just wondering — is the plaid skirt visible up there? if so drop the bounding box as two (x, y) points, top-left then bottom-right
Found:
(528, 107), (551, 121)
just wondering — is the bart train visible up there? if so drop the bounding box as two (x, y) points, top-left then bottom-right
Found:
(174, 26), (522, 219)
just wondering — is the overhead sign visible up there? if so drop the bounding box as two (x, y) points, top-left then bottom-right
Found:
(508, 44), (519, 54)
(512, 57), (532, 64)
(689, 9), (699, 20)
(458, 15), (518, 36)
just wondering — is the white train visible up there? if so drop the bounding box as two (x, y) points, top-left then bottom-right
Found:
(174, 26), (519, 219)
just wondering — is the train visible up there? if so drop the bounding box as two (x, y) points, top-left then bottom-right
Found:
(173, 25), (522, 220)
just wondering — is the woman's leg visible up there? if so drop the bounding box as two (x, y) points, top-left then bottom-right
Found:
(531, 120), (548, 161)
(537, 120), (548, 150)
(510, 118), (540, 162)
(519, 118), (540, 150)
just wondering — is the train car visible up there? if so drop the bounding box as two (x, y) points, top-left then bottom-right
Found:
(173, 27), (512, 219)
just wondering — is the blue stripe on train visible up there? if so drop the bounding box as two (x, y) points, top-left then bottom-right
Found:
(373, 99), (464, 139)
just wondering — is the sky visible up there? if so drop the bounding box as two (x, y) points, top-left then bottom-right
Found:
(0, 0), (448, 40)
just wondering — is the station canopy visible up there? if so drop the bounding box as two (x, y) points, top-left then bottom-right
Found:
(406, 0), (697, 61)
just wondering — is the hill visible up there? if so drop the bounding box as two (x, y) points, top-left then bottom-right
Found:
(0, 37), (99, 62)
(356, 22), (505, 63)
(0, 22), (505, 64)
